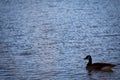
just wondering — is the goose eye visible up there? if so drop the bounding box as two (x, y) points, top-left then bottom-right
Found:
(87, 56), (90, 59)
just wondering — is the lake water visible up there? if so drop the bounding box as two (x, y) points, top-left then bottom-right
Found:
(0, 0), (120, 80)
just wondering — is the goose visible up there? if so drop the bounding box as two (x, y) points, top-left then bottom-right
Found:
(84, 55), (116, 72)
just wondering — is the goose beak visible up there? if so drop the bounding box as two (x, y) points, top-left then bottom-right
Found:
(84, 57), (87, 60)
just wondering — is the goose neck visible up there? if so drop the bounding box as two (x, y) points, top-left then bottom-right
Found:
(87, 57), (92, 65)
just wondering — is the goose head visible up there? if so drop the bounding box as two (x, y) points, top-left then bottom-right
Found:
(84, 55), (91, 60)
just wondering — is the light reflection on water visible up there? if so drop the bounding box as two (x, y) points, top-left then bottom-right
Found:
(0, 0), (120, 80)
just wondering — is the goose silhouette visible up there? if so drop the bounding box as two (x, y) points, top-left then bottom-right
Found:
(84, 55), (116, 72)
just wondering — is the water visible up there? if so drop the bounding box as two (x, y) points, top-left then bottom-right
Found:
(0, 0), (120, 80)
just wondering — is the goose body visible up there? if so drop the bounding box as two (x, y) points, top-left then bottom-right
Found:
(84, 55), (116, 72)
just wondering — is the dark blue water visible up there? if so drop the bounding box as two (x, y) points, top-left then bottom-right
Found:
(0, 0), (120, 80)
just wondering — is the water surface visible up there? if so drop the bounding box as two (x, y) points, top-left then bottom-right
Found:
(0, 0), (120, 80)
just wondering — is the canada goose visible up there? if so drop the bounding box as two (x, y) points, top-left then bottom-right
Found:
(84, 55), (116, 72)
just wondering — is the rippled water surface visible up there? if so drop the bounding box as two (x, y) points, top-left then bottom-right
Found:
(0, 0), (120, 80)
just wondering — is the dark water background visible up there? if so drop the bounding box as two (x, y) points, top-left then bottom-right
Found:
(0, 0), (120, 80)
